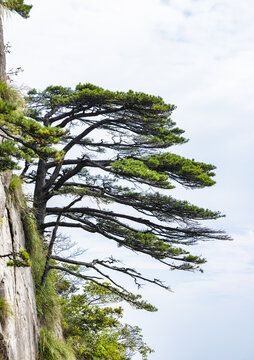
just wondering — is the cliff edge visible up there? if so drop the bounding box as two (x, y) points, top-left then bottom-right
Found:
(0, 172), (39, 360)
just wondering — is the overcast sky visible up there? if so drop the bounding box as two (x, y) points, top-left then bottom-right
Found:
(4, 1), (254, 359)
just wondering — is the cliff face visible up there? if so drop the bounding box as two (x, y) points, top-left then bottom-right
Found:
(0, 172), (39, 360)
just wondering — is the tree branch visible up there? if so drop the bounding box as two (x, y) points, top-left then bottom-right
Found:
(49, 265), (157, 310)
(41, 196), (83, 286)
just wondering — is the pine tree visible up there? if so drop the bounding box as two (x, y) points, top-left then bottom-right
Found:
(19, 84), (231, 300)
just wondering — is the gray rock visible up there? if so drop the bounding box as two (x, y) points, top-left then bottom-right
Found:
(0, 173), (39, 360)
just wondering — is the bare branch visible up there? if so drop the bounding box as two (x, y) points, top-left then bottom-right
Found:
(41, 196), (83, 286)
(51, 254), (171, 290)
(49, 265), (157, 310)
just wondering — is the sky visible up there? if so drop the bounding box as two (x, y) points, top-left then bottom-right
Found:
(4, 0), (254, 359)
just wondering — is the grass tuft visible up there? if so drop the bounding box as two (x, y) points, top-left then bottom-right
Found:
(38, 327), (76, 360)
(22, 209), (62, 326)
(9, 174), (24, 208)
(0, 80), (24, 109)
(0, 299), (13, 324)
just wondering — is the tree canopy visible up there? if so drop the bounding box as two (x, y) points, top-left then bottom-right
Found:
(0, 81), (65, 172)
(11, 83), (229, 300)
(1, 82), (230, 307)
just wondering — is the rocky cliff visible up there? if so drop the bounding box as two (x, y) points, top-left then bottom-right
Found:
(0, 172), (39, 360)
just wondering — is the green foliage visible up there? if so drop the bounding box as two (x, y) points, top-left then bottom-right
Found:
(27, 84), (176, 117)
(21, 207), (41, 257)
(0, 80), (66, 171)
(61, 282), (154, 360)
(0, 150), (17, 171)
(144, 153), (216, 188)
(36, 272), (63, 327)
(38, 327), (76, 360)
(8, 174), (24, 208)
(0, 110), (66, 162)
(0, 80), (24, 106)
(0, 0), (32, 18)
(7, 249), (31, 267)
(110, 152), (216, 189)
(111, 158), (174, 189)
(9, 174), (22, 192)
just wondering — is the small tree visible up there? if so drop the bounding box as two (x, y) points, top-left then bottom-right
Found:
(60, 281), (154, 360)
(14, 83), (230, 304)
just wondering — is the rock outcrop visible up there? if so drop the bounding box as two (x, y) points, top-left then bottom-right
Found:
(0, 172), (39, 360)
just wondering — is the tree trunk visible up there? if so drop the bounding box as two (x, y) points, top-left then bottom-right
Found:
(0, 15), (6, 78)
(33, 159), (48, 234)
